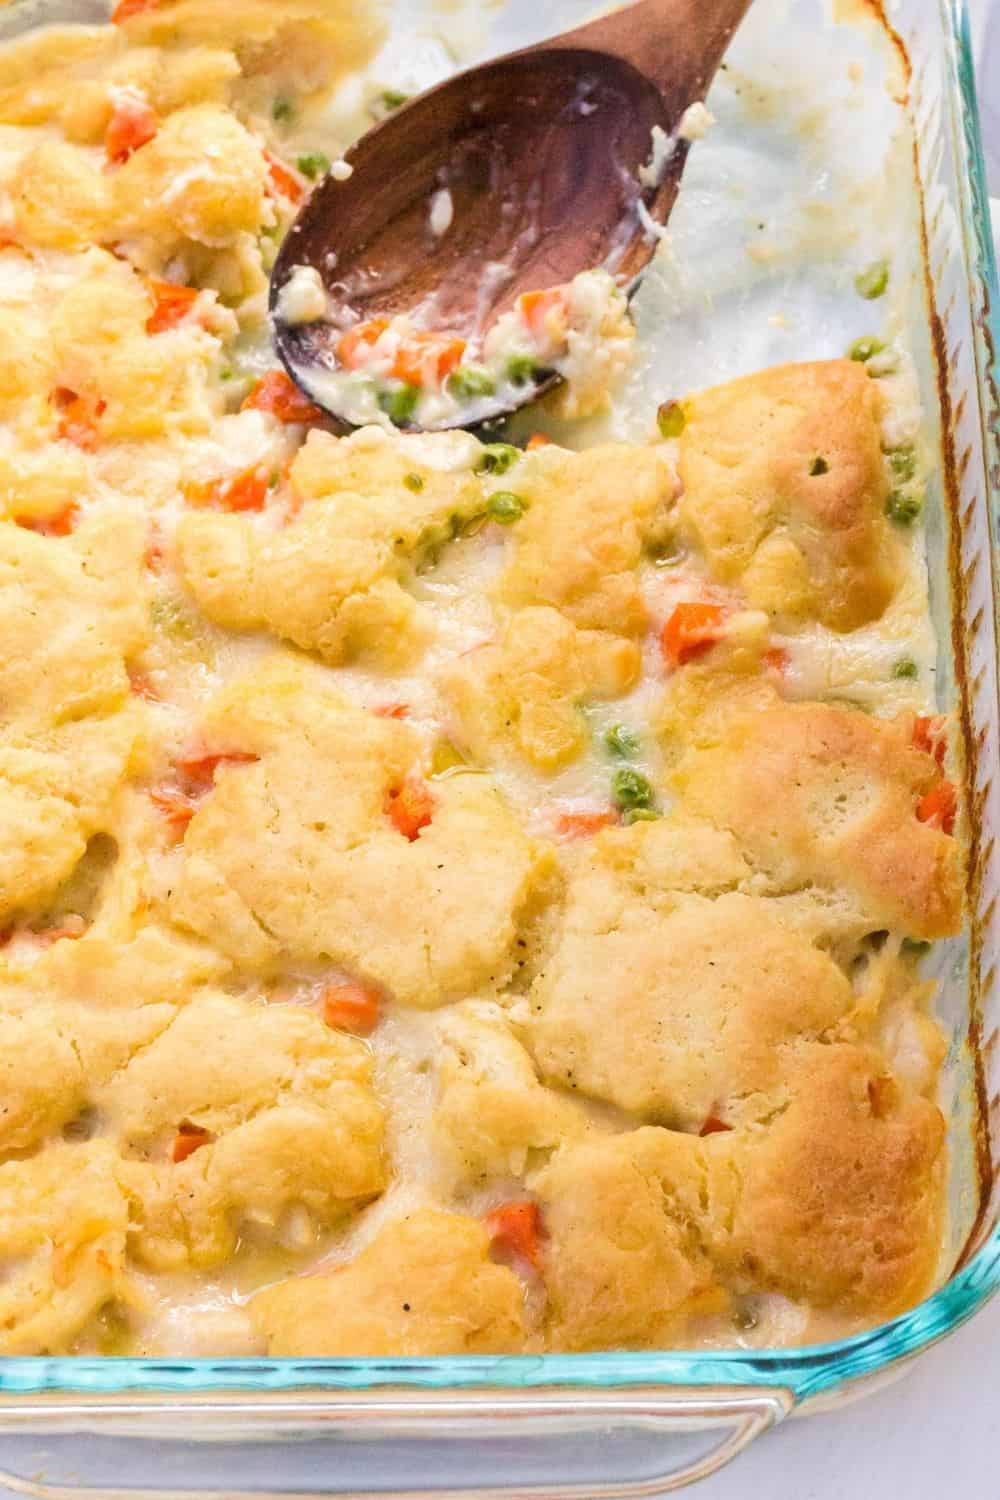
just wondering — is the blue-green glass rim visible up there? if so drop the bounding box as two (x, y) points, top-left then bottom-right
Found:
(1, 0), (997, 1413)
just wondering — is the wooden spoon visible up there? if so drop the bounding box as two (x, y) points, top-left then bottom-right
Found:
(270, 0), (752, 431)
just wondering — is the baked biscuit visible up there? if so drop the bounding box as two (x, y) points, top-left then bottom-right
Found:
(433, 1002), (588, 1185)
(107, 992), (385, 1270)
(168, 659), (554, 1006)
(250, 1209), (526, 1355)
(529, 821), (854, 1127)
(534, 1129), (724, 1351)
(0, 518), (147, 922)
(678, 360), (898, 630)
(495, 444), (676, 635)
(672, 700), (963, 940)
(443, 606), (640, 770)
(178, 431), (486, 665)
(0, 1143), (131, 1354)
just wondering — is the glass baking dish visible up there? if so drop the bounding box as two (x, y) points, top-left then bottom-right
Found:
(0, 0), (998, 1494)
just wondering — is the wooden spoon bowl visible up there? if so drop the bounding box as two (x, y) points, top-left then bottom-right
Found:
(272, 0), (752, 430)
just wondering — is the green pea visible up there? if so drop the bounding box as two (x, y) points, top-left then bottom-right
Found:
(605, 724), (641, 759)
(377, 383), (420, 426)
(506, 354), (541, 387)
(296, 151), (331, 180)
(902, 937), (932, 956)
(656, 400), (686, 439)
(447, 365), (497, 401)
(623, 807), (660, 826)
(404, 472), (425, 493)
(849, 335), (885, 362)
(486, 491), (527, 525)
(889, 446), (917, 482)
(381, 89), (410, 110)
(476, 442), (521, 476)
(892, 658), (918, 680)
(611, 767), (655, 811)
(272, 96), (294, 123)
(809, 456), (829, 476)
(885, 490), (922, 526)
(855, 259), (890, 299)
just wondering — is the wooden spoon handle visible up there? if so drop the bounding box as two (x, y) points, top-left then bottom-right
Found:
(541, 0), (753, 107)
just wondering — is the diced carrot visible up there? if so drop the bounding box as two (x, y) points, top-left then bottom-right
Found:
(145, 525), (165, 572)
(699, 1114), (733, 1137)
(763, 646), (789, 676)
(53, 389), (104, 452)
(373, 702), (410, 720)
(554, 810), (618, 841)
(660, 602), (727, 669)
(149, 785), (198, 835)
(14, 503), (79, 538)
(241, 370), (324, 424)
(485, 1201), (542, 1268)
(321, 981), (381, 1036)
(385, 778), (435, 840)
(185, 467), (271, 512)
(151, 751), (257, 835)
(526, 432), (553, 451)
(912, 714), (947, 768)
(916, 781), (957, 835)
(336, 318), (390, 370)
(129, 670), (160, 701)
(111, 0), (160, 21)
(38, 922), (86, 945)
(172, 1125), (211, 1163)
(146, 278), (200, 334)
(175, 749), (259, 792)
(104, 94), (158, 163)
(391, 333), (466, 389)
(264, 149), (306, 205)
(518, 286), (569, 338)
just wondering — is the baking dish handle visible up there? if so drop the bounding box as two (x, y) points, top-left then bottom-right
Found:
(0, 1385), (792, 1498)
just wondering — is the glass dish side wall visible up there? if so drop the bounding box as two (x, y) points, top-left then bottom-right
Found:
(0, 2), (996, 1497)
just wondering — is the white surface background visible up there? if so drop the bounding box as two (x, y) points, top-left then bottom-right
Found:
(0, 5), (997, 1497)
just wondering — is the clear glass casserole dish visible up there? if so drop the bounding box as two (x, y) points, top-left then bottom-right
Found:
(0, 0), (997, 1494)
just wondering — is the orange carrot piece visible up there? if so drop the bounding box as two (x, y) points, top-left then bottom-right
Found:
(104, 95), (158, 163)
(485, 1201), (543, 1268)
(111, 0), (160, 21)
(916, 781), (957, 835)
(241, 370), (324, 424)
(149, 785), (198, 835)
(554, 810), (618, 841)
(336, 318), (390, 369)
(912, 714), (947, 768)
(175, 749), (259, 791)
(661, 602), (727, 669)
(321, 982), (381, 1036)
(54, 389), (104, 452)
(385, 778), (435, 840)
(525, 432), (553, 451)
(172, 1125), (211, 1163)
(391, 333), (466, 389)
(185, 467), (271, 512)
(14, 503), (79, 538)
(517, 286), (569, 338)
(128, 670), (160, 701)
(373, 703), (410, 720)
(146, 278), (200, 333)
(264, 149), (306, 204)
